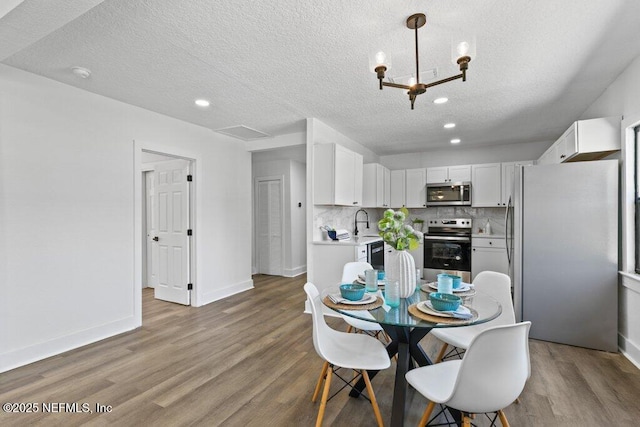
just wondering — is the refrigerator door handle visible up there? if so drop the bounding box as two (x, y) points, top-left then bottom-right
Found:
(505, 196), (512, 264)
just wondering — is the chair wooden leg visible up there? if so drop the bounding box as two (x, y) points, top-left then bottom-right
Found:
(315, 365), (333, 427)
(462, 415), (472, 427)
(434, 343), (449, 363)
(514, 397), (521, 404)
(362, 370), (384, 427)
(418, 401), (436, 427)
(312, 361), (329, 402)
(498, 409), (510, 427)
(346, 325), (353, 333)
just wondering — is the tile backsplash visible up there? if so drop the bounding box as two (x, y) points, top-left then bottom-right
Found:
(314, 206), (507, 240)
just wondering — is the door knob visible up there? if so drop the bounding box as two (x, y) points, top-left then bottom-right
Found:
(152, 236), (159, 241)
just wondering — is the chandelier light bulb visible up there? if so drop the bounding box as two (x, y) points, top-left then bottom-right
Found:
(408, 76), (417, 87)
(457, 41), (470, 57)
(375, 51), (387, 65)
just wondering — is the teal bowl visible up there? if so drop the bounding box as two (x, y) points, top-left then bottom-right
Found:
(447, 274), (462, 289)
(340, 284), (366, 301)
(429, 292), (461, 311)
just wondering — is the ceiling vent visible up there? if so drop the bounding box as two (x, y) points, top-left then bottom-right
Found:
(214, 125), (271, 141)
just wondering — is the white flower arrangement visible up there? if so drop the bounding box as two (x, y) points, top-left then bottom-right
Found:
(378, 207), (423, 251)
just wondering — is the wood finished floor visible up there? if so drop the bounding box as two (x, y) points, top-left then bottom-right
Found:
(1, 274), (639, 426)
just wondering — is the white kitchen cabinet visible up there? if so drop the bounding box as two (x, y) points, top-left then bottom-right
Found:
(536, 116), (620, 165)
(405, 168), (427, 208)
(408, 242), (423, 278)
(313, 143), (363, 206)
(426, 165), (471, 183)
(362, 163), (390, 208)
(471, 163), (501, 207)
(471, 236), (508, 280)
(384, 243), (394, 271)
(390, 169), (406, 208)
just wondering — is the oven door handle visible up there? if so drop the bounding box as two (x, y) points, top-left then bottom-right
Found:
(424, 236), (471, 242)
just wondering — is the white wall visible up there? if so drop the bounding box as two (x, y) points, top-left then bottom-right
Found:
(380, 140), (549, 170)
(579, 55), (640, 367)
(290, 160), (307, 275)
(305, 118), (379, 290)
(0, 64), (253, 372)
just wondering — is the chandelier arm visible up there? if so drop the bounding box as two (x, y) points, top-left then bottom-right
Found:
(382, 82), (412, 90)
(423, 73), (464, 89)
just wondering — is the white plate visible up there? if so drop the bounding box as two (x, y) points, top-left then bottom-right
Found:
(427, 282), (473, 293)
(417, 301), (471, 318)
(332, 293), (377, 305)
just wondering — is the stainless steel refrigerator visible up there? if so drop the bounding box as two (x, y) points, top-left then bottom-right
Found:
(508, 160), (618, 352)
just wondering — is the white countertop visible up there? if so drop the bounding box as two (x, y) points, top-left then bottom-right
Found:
(313, 235), (382, 246)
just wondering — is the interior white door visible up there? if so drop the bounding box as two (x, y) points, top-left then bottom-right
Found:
(256, 178), (283, 275)
(154, 159), (191, 305)
(146, 171), (158, 288)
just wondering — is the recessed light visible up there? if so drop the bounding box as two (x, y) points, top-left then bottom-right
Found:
(450, 138), (461, 144)
(444, 123), (456, 129)
(71, 66), (91, 79)
(433, 97), (448, 104)
(195, 99), (210, 107)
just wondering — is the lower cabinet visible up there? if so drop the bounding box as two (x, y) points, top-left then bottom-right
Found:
(471, 236), (508, 280)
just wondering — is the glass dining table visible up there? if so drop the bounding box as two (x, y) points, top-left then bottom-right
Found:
(321, 283), (502, 427)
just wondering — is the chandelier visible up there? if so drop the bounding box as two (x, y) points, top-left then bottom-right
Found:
(372, 13), (474, 109)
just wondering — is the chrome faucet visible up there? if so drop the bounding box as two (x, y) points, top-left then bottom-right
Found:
(354, 209), (369, 236)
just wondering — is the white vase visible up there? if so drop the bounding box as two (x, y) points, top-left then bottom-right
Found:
(385, 249), (416, 298)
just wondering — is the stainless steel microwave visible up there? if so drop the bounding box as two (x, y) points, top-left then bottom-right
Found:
(426, 182), (472, 206)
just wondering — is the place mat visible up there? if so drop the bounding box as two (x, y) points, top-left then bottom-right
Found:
(323, 295), (384, 311)
(420, 283), (477, 297)
(408, 303), (478, 324)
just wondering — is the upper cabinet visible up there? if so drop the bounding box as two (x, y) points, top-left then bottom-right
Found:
(313, 143), (363, 206)
(472, 161), (534, 207)
(389, 168), (427, 208)
(426, 165), (471, 183)
(537, 116), (621, 165)
(390, 169), (406, 208)
(363, 163), (391, 208)
(405, 168), (428, 208)
(471, 163), (502, 207)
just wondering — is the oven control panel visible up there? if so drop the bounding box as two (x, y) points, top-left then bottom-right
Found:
(427, 218), (472, 230)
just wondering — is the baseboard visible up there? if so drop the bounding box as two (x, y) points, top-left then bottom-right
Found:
(0, 316), (137, 373)
(283, 265), (307, 278)
(198, 279), (254, 306)
(619, 332), (640, 370)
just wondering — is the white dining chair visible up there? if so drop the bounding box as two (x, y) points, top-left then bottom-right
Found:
(430, 271), (515, 363)
(340, 262), (388, 341)
(304, 282), (390, 427)
(406, 321), (532, 427)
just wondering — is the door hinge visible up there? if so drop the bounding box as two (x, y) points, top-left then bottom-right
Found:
(187, 229), (193, 236)
(187, 174), (193, 182)
(187, 283), (193, 290)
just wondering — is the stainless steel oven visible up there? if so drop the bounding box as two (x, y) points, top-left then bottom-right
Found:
(423, 218), (472, 282)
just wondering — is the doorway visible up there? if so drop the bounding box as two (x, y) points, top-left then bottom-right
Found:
(255, 176), (285, 275)
(141, 150), (194, 306)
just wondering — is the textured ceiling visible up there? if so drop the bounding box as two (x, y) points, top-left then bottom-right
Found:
(2, 0), (640, 155)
